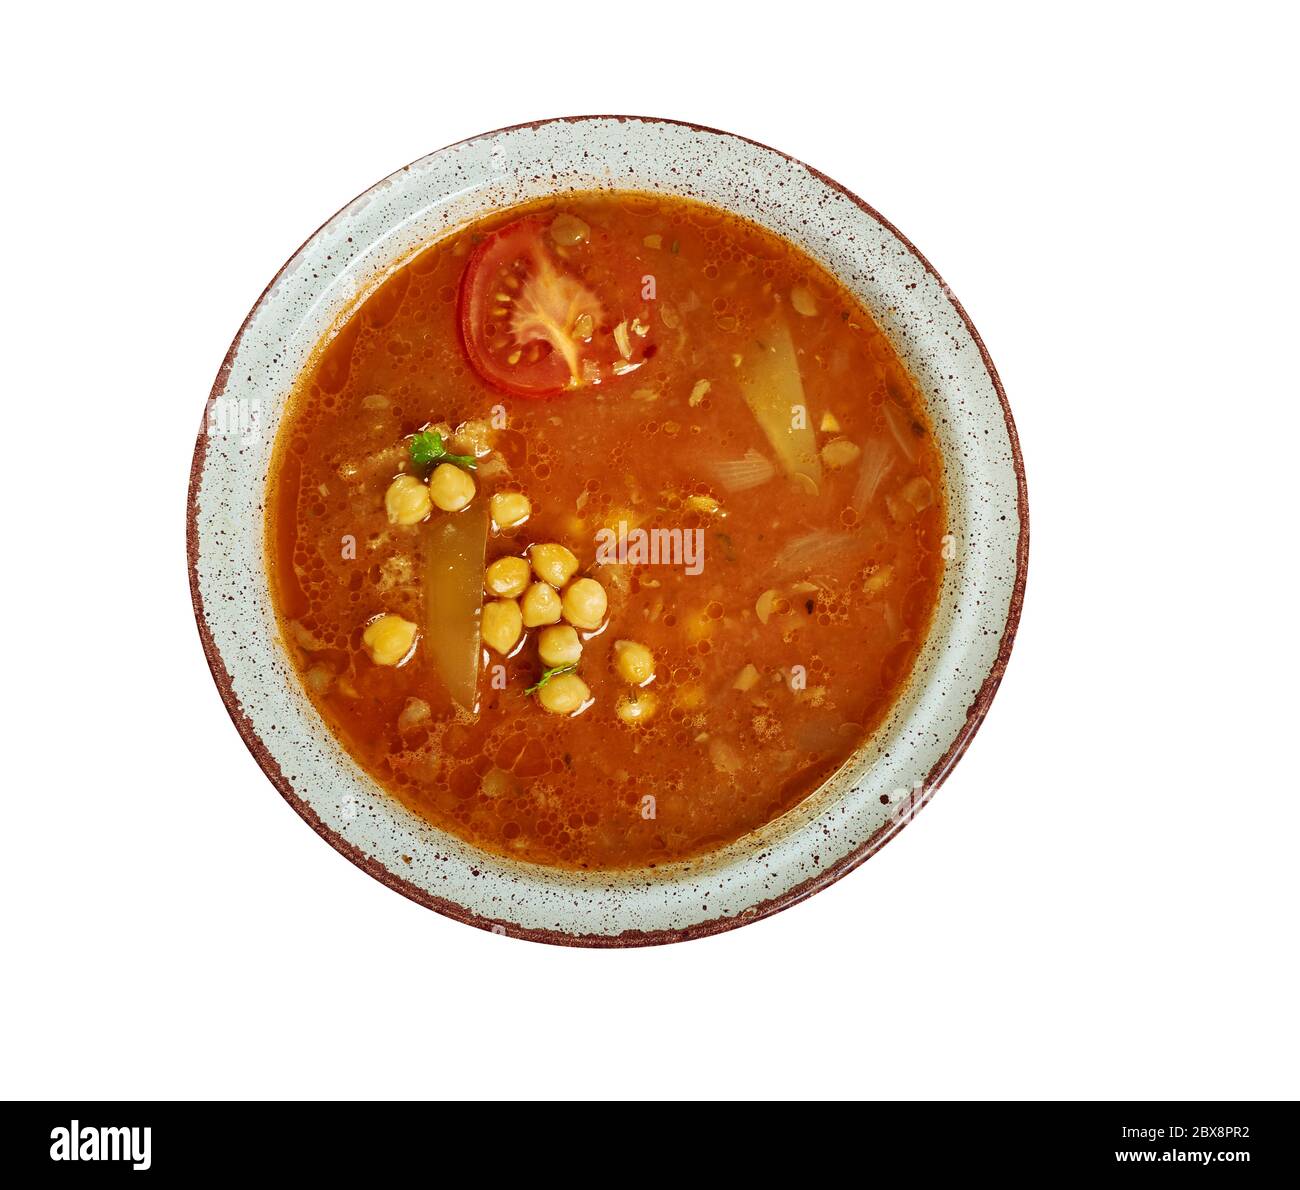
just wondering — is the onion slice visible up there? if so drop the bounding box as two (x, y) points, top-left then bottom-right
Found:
(709, 449), (776, 493)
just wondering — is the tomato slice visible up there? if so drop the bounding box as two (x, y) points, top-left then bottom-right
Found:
(458, 217), (651, 398)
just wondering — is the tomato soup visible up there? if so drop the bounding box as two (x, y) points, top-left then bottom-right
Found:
(267, 191), (946, 870)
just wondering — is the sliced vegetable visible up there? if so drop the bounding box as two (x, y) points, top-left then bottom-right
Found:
(423, 504), (489, 711)
(709, 448), (776, 493)
(739, 320), (822, 489)
(851, 438), (895, 514)
(458, 217), (651, 397)
(882, 400), (923, 463)
(900, 475), (935, 511)
(887, 475), (937, 522)
(772, 530), (867, 580)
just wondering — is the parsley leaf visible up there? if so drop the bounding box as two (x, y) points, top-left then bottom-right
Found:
(408, 430), (477, 472)
(525, 664), (577, 696)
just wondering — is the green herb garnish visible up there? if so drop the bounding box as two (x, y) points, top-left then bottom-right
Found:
(525, 664), (577, 696)
(408, 430), (476, 472)
(670, 239), (680, 255)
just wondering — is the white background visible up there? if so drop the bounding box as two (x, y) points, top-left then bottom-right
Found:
(3, 1), (1296, 1101)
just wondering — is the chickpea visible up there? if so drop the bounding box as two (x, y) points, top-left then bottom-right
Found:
(428, 463), (476, 512)
(362, 614), (417, 666)
(537, 671), (591, 715)
(529, 542), (579, 587)
(489, 490), (532, 530)
(550, 213), (591, 246)
(485, 556), (531, 598)
(538, 625), (582, 668)
(521, 581), (562, 627)
(561, 577), (607, 630)
(481, 599), (523, 656)
(820, 438), (862, 470)
(790, 284), (819, 317)
(384, 474), (432, 525)
(685, 494), (722, 516)
(616, 690), (658, 724)
(613, 639), (656, 685)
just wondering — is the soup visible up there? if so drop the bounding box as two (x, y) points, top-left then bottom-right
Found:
(267, 191), (945, 870)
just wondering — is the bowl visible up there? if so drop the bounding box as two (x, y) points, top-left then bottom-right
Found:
(188, 115), (1028, 946)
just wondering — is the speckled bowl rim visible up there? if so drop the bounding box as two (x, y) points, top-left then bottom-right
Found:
(187, 114), (1029, 946)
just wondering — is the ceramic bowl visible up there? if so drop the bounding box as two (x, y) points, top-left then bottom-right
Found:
(188, 115), (1028, 946)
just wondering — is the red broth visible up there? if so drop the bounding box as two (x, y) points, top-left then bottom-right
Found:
(267, 191), (946, 869)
